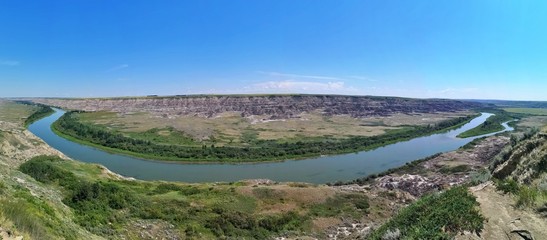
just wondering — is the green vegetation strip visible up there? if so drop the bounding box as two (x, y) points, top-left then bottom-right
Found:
(368, 186), (484, 239)
(15, 101), (55, 127)
(52, 111), (477, 163)
(19, 156), (370, 238)
(503, 107), (547, 116)
(457, 112), (513, 138)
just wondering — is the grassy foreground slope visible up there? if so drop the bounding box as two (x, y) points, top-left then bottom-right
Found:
(17, 155), (370, 239)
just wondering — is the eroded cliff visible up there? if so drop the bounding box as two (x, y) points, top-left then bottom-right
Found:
(32, 95), (481, 118)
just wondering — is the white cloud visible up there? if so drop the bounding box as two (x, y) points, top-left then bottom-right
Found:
(257, 71), (345, 81)
(107, 64), (129, 72)
(0, 60), (20, 66)
(247, 71), (367, 94)
(438, 87), (478, 94)
(247, 80), (358, 94)
(348, 75), (378, 82)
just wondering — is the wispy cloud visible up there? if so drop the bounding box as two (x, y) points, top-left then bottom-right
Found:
(248, 71), (367, 94)
(257, 71), (345, 81)
(258, 71), (380, 83)
(246, 80), (359, 94)
(438, 87), (478, 94)
(0, 60), (20, 66)
(106, 64), (129, 72)
(348, 75), (378, 82)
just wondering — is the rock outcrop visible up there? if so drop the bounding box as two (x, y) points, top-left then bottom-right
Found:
(31, 95), (481, 119)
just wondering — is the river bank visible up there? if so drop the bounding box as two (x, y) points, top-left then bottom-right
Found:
(29, 109), (512, 183)
(50, 109), (479, 163)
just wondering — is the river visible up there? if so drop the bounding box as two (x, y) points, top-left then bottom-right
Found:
(28, 110), (513, 183)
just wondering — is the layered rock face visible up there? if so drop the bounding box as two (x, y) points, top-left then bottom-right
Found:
(32, 95), (481, 118)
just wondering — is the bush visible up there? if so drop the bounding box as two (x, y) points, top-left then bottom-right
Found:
(19, 156), (76, 184)
(469, 169), (491, 185)
(368, 186), (484, 239)
(22, 103), (54, 127)
(439, 164), (471, 174)
(0, 181), (6, 194)
(516, 186), (539, 208)
(205, 210), (304, 238)
(495, 178), (519, 194)
(310, 194), (369, 217)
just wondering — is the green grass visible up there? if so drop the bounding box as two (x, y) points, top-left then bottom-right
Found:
(516, 185), (540, 208)
(17, 155), (368, 238)
(439, 164), (471, 174)
(367, 186), (484, 239)
(13, 101), (55, 127)
(503, 108), (547, 116)
(495, 178), (520, 194)
(309, 194), (369, 218)
(495, 178), (547, 210)
(123, 127), (198, 146)
(1, 199), (55, 239)
(0, 186), (78, 240)
(457, 113), (513, 138)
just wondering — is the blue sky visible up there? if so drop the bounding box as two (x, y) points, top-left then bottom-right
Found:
(1, 1), (546, 100)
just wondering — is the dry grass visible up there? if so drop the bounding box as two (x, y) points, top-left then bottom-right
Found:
(311, 217), (342, 232)
(515, 116), (547, 129)
(0, 101), (36, 125)
(77, 110), (470, 146)
(237, 184), (337, 214)
(503, 108), (547, 116)
(361, 111), (471, 126)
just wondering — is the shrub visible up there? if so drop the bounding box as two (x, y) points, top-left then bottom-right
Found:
(469, 169), (492, 185)
(310, 194), (369, 217)
(19, 155), (76, 184)
(439, 164), (471, 174)
(368, 186), (484, 239)
(495, 178), (519, 194)
(516, 186), (539, 208)
(0, 181), (6, 194)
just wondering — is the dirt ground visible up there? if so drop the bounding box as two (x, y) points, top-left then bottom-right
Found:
(457, 182), (547, 240)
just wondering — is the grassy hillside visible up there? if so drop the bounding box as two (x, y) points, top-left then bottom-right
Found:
(490, 128), (547, 207)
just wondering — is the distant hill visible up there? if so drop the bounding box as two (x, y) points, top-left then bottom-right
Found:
(465, 99), (547, 108)
(30, 94), (482, 119)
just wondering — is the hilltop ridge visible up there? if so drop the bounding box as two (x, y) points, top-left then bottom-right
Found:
(31, 95), (482, 119)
